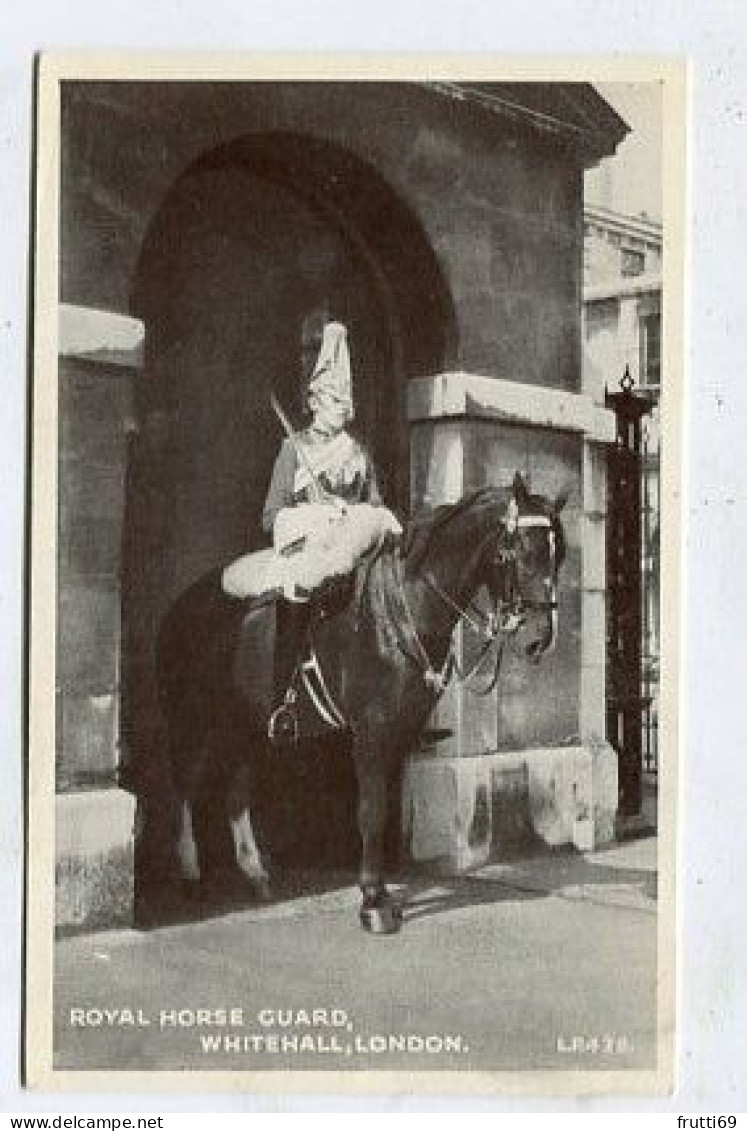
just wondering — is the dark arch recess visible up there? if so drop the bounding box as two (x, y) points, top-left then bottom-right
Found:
(131, 130), (457, 379)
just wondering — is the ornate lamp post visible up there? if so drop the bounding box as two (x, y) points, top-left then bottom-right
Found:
(605, 367), (655, 819)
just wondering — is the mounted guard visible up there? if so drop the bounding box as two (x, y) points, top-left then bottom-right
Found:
(221, 322), (401, 738)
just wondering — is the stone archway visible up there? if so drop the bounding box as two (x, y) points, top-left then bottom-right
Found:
(122, 133), (454, 891)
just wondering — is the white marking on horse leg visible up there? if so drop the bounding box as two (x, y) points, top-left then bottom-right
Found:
(176, 799), (201, 881)
(229, 808), (268, 884)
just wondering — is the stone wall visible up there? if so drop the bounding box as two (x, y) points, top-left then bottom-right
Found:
(58, 347), (137, 786)
(55, 306), (142, 931)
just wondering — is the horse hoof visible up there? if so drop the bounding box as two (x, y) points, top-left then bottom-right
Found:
(359, 904), (402, 935)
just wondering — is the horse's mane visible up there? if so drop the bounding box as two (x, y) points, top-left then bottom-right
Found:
(400, 487), (503, 571)
(399, 483), (566, 572)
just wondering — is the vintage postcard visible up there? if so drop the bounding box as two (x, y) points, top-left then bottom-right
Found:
(26, 54), (686, 1093)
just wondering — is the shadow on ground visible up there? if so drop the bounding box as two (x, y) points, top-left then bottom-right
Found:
(132, 837), (656, 933)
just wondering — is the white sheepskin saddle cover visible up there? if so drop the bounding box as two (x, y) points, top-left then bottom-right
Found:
(222, 503), (402, 600)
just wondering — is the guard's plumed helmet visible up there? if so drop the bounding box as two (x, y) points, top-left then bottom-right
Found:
(307, 322), (353, 422)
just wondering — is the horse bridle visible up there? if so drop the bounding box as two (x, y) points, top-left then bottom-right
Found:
(396, 509), (559, 695)
(428, 511), (558, 626)
(492, 512), (559, 615)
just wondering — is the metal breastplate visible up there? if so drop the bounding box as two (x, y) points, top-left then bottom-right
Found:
(293, 432), (368, 502)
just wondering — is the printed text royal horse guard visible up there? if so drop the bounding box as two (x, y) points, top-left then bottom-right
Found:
(156, 474), (566, 934)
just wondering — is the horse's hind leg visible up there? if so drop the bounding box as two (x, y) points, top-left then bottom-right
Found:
(176, 798), (201, 882)
(167, 719), (210, 888)
(226, 762), (272, 901)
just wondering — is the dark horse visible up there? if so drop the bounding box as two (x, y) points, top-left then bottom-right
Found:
(156, 473), (566, 933)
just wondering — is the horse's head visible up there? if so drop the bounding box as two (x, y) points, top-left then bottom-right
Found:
(485, 472), (567, 663)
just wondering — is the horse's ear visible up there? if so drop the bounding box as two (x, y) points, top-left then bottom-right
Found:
(553, 489), (569, 515)
(512, 471), (530, 507)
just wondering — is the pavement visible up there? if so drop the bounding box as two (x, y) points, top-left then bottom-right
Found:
(53, 834), (659, 1077)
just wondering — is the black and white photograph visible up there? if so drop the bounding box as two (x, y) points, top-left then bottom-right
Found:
(24, 56), (684, 1093)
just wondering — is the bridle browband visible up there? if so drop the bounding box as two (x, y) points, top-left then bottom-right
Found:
(494, 513), (559, 616)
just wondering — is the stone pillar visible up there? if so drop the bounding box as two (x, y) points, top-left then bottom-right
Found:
(55, 304), (143, 931)
(402, 372), (619, 872)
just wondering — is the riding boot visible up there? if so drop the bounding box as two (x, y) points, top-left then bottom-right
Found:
(273, 599), (310, 710)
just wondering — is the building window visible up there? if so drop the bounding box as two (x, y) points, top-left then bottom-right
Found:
(622, 247), (645, 277)
(639, 312), (661, 391)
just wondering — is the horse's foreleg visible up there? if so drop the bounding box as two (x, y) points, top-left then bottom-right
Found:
(354, 745), (387, 891)
(226, 764), (272, 901)
(176, 799), (201, 882)
(354, 741), (402, 934)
